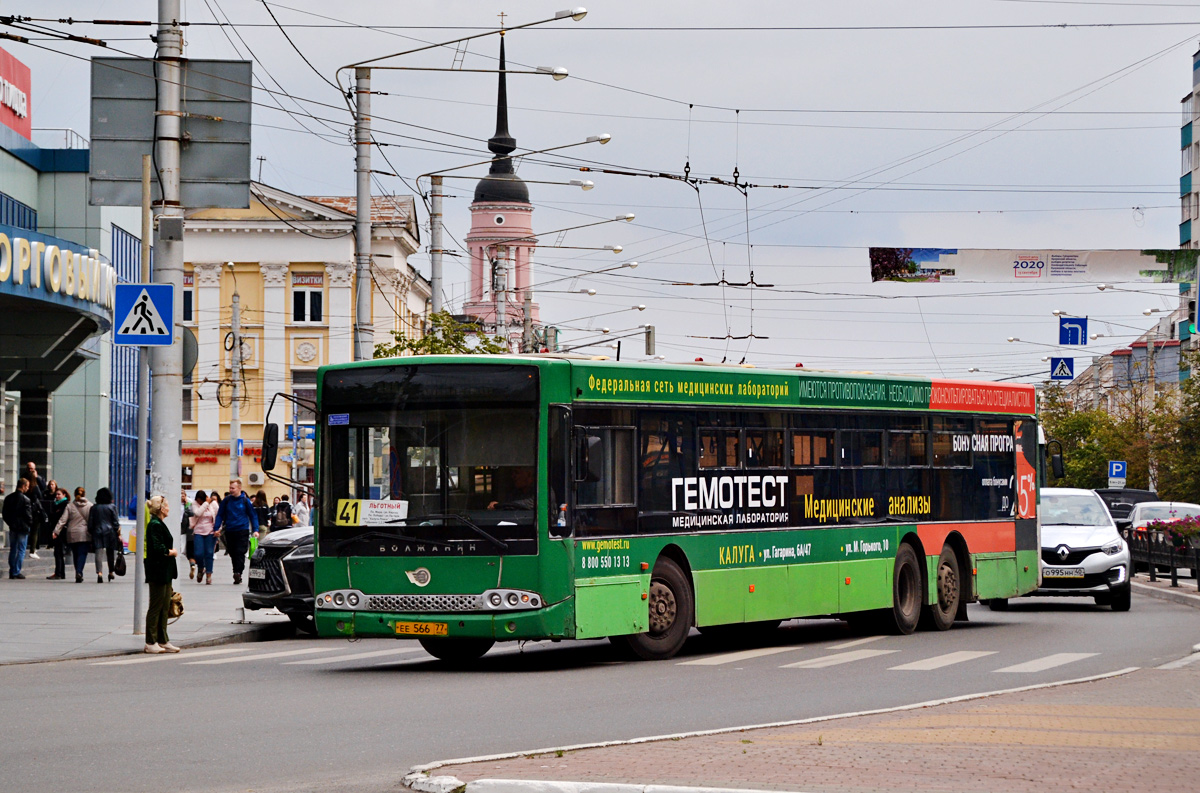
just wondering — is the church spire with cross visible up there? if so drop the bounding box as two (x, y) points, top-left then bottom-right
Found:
(463, 28), (538, 338)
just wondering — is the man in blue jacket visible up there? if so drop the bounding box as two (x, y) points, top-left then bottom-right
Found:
(213, 477), (259, 585)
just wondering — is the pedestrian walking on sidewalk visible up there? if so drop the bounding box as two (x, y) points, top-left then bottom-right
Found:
(293, 492), (310, 527)
(180, 490), (195, 580)
(88, 488), (122, 582)
(270, 494), (293, 533)
(143, 494), (180, 654)
(46, 488), (69, 579)
(3, 478), (33, 579)
(253, 490), (271, 539)
(53, 487), (93, 583)
(213, 477), (259, 585)
(22, 462), (47, 559)
(190, 490), (217, 585)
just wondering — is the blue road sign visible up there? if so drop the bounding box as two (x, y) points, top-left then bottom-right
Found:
(235, 438), (244, 457)
(1050, 357), (1074, 381)
(1058, 316), (1088, 346)
(1109, 460), (1127, 479)
(114, 284), (174, 346)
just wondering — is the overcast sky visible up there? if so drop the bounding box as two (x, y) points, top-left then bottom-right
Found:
(17, 1), (1197, 380)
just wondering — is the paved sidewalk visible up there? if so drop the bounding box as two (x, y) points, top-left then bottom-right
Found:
(425, 665), (1200, 793)
(0, 549), (289, 664)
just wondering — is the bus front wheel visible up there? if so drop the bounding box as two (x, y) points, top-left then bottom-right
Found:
(918, 545), (961, 632)
(885, 543), (923, 635)
(613, 557), (694, 661)
(418, 637), (494, 664)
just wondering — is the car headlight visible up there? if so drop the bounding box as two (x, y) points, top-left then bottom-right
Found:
(1101, 538), (1124, 555)
(286, 546), (314, 561)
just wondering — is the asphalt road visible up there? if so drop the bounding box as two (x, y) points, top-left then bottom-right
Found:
(4, 592), (1198, 793)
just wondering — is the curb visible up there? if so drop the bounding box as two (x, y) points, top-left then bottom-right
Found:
(0, 618), (295, 666)
(438, 783), (808, 793)
(401, 666), (1141, 793)
(1131, 579), (1200, 609)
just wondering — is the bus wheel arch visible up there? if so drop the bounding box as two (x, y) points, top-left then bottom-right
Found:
(944, 530), (972, 619)
(899, 531), (928, 603)
(919, 533), (967, 631)
(612, 548), (695, 661)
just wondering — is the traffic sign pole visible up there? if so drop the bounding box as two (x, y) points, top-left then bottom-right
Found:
(134, 155), (150, 636)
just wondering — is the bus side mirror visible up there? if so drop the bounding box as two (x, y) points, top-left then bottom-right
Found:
(1050, 453), (1064, 480)
(262, 424), (279, 472)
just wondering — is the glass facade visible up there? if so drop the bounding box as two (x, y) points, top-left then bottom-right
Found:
(109, 225), (151, 517)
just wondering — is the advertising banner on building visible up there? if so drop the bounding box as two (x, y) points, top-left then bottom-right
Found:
(869, 248), (1198, 284)
(0, 46), (32, 140)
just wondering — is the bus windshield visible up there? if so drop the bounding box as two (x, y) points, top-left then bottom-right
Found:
(319, 364), (540, 556)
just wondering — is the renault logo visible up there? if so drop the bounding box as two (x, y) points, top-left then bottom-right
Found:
(405, 567), (431, 587)
(1056, 545), (1070, 561)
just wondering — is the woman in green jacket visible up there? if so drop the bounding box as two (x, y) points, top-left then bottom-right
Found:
(144, 494), (181, 654)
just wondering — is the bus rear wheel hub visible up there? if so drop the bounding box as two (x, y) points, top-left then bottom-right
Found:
(648, 582), (677, 634)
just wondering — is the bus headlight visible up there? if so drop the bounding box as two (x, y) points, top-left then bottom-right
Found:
(333, 593), (345, 607)
(489, 593), (503, 607)
(347, 593), (360, 607)
(506, 593), (520, 607)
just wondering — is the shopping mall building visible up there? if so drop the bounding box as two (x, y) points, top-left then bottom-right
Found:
(0, 46), (143, 508)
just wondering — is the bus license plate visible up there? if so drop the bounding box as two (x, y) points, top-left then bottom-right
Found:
(395, 621), (448, 637)
(1043, 566), (1085, 578)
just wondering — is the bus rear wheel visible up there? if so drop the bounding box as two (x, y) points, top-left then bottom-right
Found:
(418, 637), (494, 664)
(885, 543), (922, 635)
(613, 557), (694, 661)
(919, 545), (961, 632)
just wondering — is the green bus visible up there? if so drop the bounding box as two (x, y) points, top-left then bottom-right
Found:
(289, 355), (1040, 662)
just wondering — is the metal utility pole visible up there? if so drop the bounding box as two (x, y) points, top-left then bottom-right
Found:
(430, 175), (444, 315)
(134, 154), (152, 635)
(150, 0), (185, 513)
(493, 251), (508, 351)
(353, 67), (374, 361)
(522, 292), (534, 353)
(229, 272), (241, 478)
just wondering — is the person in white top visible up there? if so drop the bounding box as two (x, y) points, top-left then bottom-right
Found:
(189, 490), (219, 585)
(293, 493), (311, 527)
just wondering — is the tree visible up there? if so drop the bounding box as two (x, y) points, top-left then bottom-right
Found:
(869, 247), (917, 281)
(373, 311), (510, 358)
(1150, 350), (1200, 503)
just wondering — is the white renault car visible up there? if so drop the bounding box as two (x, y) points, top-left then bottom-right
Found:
(1034, 487), (1131, 611)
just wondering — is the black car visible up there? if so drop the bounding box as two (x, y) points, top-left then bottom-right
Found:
(1095, 488), (1158, 532)
(243, 527), (315, 634)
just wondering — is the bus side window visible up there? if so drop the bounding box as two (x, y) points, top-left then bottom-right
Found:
(575, 426), (636, 536)
(549, 406), (571, 537)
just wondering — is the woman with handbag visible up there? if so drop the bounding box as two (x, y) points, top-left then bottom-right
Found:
(53, 487), (92, 583)
(190, 490), (217, 585)
(87, 487), (122, 582)
(144, 494), (181, 654)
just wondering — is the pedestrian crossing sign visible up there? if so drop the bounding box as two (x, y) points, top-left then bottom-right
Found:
(1049, 357), (1074, 381)
(114, 284), (174, 346)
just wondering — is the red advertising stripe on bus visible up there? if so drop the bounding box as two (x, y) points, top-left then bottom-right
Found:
(918, 522), (1016, 556)
(929, 379), (1036, 415)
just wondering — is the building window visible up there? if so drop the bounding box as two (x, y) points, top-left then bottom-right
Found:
(182, 288), (193, 322)
(182, 370), (194, 422)
(293, 288), (323, 323)
(293, 370), (317, 422)
(1184, 146), (1193, 176)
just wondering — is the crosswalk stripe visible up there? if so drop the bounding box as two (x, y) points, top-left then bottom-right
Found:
(994, 652), (1098, 673)
(183, 647), (334, 665)
(781, 649), (898, 669)
(92, 648), (249, 665)
(889, 650), (997, 671)
(828, 635), (886, 650)
(678, 646), (807, 666)
(283, 647), (426, 665)
(1157, 653), (1200, 670)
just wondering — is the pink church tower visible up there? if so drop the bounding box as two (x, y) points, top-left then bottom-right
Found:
(462, 35), (538, 343)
